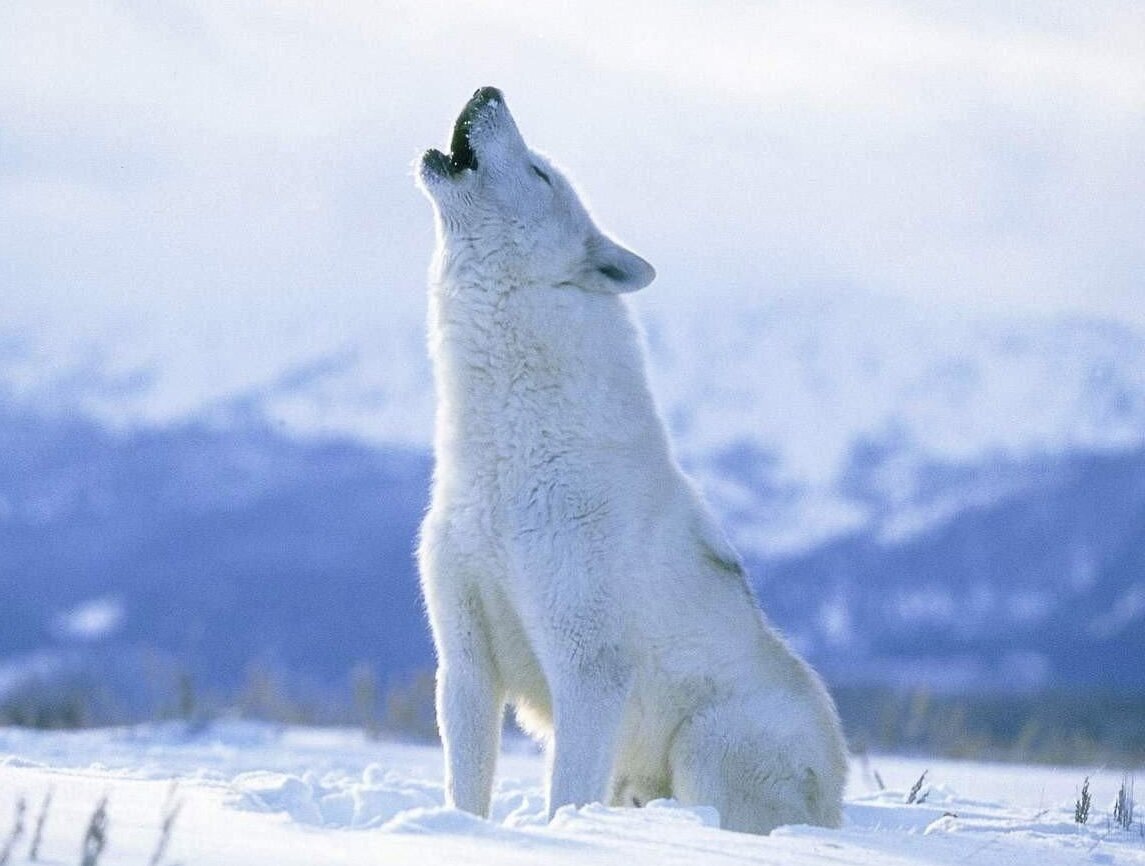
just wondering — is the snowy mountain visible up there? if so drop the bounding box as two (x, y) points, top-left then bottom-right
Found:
(4, 297), (1145, 718)
(648, 293), (1145, 554)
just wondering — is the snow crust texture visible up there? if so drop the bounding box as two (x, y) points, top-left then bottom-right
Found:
(1, 723), (1143, 866)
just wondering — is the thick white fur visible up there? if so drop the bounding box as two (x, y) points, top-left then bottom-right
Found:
(415, 89), (847, 834)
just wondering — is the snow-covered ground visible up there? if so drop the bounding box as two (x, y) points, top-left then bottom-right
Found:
(0, 723), (1141, 865)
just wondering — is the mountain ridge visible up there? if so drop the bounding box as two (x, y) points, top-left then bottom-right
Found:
(4, 302), (1145, 712)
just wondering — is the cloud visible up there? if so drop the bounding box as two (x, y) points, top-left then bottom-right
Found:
(1, 0), (1143, 424)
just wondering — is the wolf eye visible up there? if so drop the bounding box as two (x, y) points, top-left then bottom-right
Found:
(531, 165), (552, 186)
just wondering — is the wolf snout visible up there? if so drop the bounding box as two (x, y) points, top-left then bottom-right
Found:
(460, 86), (504, 124)
(471, 86), (503, 105)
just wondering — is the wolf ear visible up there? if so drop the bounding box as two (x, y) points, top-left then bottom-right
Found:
(582, 235), (656, 294)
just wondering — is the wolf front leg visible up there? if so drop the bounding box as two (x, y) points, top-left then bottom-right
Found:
(545, 649), (631, 817)
(437, 657), (503, 816)
(428, 587), (505, 818)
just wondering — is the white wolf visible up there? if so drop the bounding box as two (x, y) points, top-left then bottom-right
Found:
(415, 87), (847, 834)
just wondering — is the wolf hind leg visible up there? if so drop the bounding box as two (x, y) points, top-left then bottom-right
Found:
(668, 705), (838, 834)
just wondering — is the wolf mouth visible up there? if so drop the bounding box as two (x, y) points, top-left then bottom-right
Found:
(449, 106), (477, 172)
(424, 87), (502, 178)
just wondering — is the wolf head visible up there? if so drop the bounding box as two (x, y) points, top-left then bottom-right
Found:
(417, 87), (655, 294)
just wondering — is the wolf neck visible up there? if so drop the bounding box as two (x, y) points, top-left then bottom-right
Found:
(427, 250), (667, 468)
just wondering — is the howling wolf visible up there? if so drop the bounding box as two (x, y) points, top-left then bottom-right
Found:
(415, 86), (847, 834)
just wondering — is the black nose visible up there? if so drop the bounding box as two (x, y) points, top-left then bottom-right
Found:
(472, 86), (503, 104)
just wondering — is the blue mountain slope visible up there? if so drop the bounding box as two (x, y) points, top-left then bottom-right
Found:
(755, 448), (1145, 691)
(0, 401), (433, 705)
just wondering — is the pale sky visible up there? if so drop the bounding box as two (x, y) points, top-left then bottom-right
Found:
(2, 0), (1143, 422)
